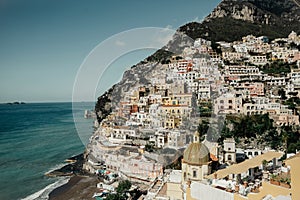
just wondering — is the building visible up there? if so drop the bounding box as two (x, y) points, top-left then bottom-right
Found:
(214, 92), (243, 114)
(181, 131), (211, 182)
(168, 130), (186, 149)
(223, 138), (236, 163)
(249, 55), (268, 66)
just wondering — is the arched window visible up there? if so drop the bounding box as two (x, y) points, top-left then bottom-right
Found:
(228, 155), (232, 161)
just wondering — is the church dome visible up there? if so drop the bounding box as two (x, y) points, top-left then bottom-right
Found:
(183, 131), (210, 165)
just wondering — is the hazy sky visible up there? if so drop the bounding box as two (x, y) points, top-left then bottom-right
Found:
(0, 0), (221, 103)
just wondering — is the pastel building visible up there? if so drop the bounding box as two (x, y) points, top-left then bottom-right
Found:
(181, 131), (211, 182)
(214, 93), (243, 114)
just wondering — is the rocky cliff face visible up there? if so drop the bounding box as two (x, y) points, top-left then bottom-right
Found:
(95, 61), (161, 122)
(207, 0), (300, 25)
(178, 0), (300, 43)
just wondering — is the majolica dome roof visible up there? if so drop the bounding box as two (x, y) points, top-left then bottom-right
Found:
(183, 131), (210, 165)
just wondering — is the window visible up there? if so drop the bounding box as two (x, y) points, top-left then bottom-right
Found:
(220, 100), (224, 104)
(228, 100), (232, 104)
(193, 170), (197, 178)
(254, 151), (259, 156)
(228, 147), (231, 151)
(228, 155), (232, 161)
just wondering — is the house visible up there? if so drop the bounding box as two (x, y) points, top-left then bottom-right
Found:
(214, 92), (243, 114)
(167, 130), (186, 149)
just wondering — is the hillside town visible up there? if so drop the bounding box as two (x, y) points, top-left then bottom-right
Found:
(85, 31), (300, 200)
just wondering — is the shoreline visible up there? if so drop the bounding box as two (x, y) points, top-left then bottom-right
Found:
(45, 153), (99, 200)
(48, 175), (99, 200)
(45, 153), (89, 177)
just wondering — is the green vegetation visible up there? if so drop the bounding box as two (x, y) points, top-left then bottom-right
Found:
(95, 87), (114, 123)
(218, 114), (300, 153)
(198, 101), (212, 117)
(198, 120), (209, 138)
(289, 42), (300, 51)
(178, 0), (300, 43)
(178, 17), (297, 43)
(145, 142), (155, 152)
(106, 180), (132, 200)
(283, 97), (300, 111)
(280, 125), (300, 153)
(278, 88), (287, 100)
(261, 61), (296, 75)
(248, 0), (294, 17)
(262, 159), (268, 171)
(221, 114), (275, 140)
(219, 114), (275, 146)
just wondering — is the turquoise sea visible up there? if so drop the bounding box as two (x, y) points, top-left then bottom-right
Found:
(0, 102), (95, 200)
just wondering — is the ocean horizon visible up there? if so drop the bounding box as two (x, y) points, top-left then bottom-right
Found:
(0, 102), (95, 200)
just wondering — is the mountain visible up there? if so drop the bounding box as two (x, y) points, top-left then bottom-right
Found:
(179, 0), (300, 42)
(95, 0), (300, 122)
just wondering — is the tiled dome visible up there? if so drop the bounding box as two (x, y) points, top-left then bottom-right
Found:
(183, 131), (210, 165)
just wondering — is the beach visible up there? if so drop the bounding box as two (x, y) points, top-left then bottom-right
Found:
(49, 175), (99, 200)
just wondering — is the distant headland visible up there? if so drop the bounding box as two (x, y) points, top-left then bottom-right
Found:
(6, 101), (26, 105)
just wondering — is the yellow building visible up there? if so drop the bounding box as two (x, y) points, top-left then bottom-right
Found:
(182, 131), (211, 182)
(159, 104), (191, 129)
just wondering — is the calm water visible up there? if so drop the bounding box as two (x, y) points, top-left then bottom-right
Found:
(0, 102), (95, 200)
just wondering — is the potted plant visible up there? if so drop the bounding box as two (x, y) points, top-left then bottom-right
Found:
(262, 160), (269, 180)
(280, 177), (291, 188)
(270, 174), (280, 185)
(262, 160), (268, 171)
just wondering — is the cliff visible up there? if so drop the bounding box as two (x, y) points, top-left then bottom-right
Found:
(178, 0), (300, 43)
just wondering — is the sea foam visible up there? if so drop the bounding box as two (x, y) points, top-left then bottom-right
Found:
(21, 177), (69, 200)
(44, 163), (69, 175)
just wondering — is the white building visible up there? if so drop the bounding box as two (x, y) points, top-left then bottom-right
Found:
(168, 130), (186, 149)
(223, 138), (236, 163)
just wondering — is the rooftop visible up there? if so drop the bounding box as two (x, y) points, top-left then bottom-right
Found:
(168, 170), (182, 183)
(206, 151), (283, 179)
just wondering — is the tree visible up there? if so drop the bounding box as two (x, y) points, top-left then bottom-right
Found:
(198, 121), (209, 136)
(145, 142), (155, 152)
(278, 88), (287, 100)
(116, 180), (131, 194)
(106, 180), (132, 200)
(262, 159), (268, 171)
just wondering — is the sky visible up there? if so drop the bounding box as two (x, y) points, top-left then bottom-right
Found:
(0, 0), (221, 103)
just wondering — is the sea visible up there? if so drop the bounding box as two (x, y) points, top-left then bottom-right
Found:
(0, 102), (95, 200)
